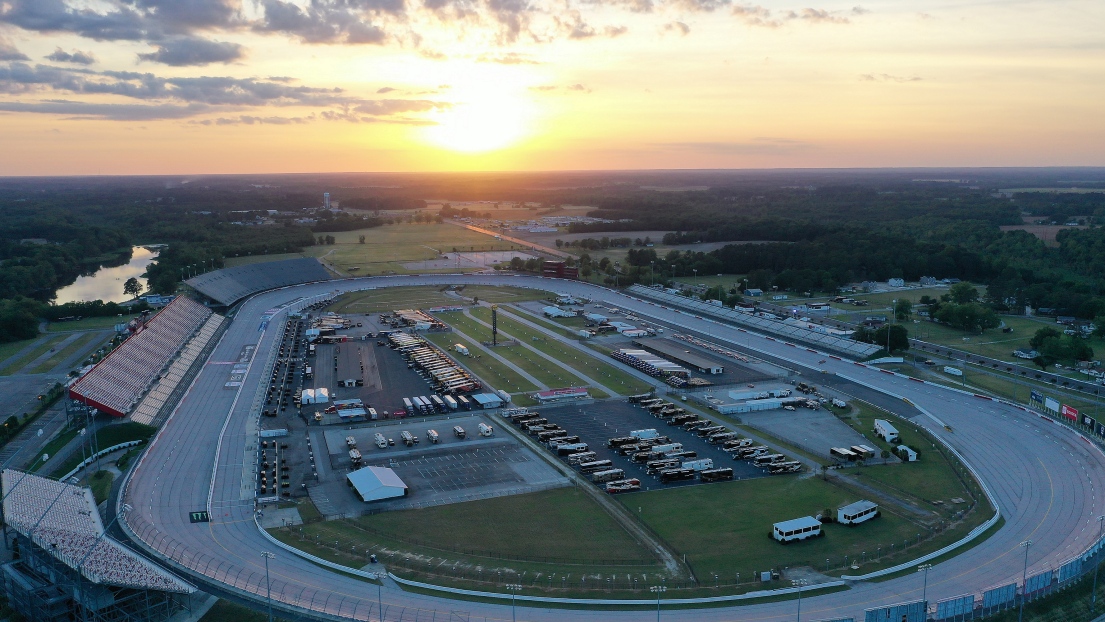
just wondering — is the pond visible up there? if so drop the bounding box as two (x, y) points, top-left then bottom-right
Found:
(53, 246), (161, 304)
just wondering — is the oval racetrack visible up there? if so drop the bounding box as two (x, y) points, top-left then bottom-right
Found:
(121, 275), (1105, 621)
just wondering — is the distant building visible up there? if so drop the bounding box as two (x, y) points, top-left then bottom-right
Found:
(1014, 348), (1039, 360)
(346, 466), (408, 502)
(888, 278), (905, 288)
(542, 261), (579, 279)
(744, 288), (764, 297)
(324, 192), (330, 210)
(919, 276), (938, 286)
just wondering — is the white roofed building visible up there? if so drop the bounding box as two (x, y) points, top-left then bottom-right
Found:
(347, 466), (409, 502)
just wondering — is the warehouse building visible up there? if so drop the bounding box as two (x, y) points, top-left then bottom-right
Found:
(347, 466), (409, 502)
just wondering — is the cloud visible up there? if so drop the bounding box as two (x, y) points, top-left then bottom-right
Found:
(567, 83), (591, 93)
(377, 86), (397, 93)
(529, 85), (556, 91)
(478, 52), (539, 64)
(45, 47), (96, 64)
(531, 83), (591, 94)
(664, 21), (690, 35)
(605, 25), (628, 37)
(794, 8), (850, 24)
(0, 0), (152, 41)
(419, 49), (447, 60)
(253, 0), (391, 45)
(0, 99), (211, 120)
(137, 37), (244, 66)
(670, 0), (730, 12)
(193, 114), (314, 125)
(860, 73), (922, 83)
(732, 4), (855, 27)
(0, 37), (29, 61)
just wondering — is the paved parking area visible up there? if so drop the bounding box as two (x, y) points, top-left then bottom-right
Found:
(736, 408), (892, 463)
(308, 415), (568, 517)
(536, 400), (770, 491)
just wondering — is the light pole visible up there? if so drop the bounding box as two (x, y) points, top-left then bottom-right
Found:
(1094, 517), (1105, 614)
(650, 585), (666, 622)
(693, 269), (698, 289)
(505, 583), (522, 622)
(917, 563), (932, 611)
(377, 578), (383, 622)
(793, 579), (808, 621)
(1018, 540), (1032, 622)
(261, 551), (276, 622)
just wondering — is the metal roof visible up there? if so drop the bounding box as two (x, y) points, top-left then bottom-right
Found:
(346, 466), (408, 503)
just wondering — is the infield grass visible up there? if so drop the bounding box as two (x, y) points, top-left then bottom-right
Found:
(29, 332), (105, 374)
(0, 335), (68, 376)
(421, 332), (539, 395)
(45, 316), (132, 333)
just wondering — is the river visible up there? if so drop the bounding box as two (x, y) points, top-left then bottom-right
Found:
(53, 246), (161, 305)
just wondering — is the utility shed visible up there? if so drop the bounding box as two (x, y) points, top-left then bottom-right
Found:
(347, 466), (408, 502)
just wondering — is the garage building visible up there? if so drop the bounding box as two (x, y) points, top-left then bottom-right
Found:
(635, 339), (724, 375)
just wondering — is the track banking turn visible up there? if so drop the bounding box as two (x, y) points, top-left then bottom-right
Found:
(120, 274), (1105, 622)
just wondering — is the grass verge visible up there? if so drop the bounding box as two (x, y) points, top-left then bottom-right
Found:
(0, 335), (68, 376)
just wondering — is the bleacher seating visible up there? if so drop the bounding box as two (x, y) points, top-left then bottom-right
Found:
(69, 297), (214, 418)
(185, 257), (331, 306)
(130, 314), (225, 426)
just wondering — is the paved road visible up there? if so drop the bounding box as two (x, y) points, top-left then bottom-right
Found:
(121, 275), (1105, 622)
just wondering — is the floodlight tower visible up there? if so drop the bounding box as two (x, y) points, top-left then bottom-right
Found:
(491, 305), (498, 346)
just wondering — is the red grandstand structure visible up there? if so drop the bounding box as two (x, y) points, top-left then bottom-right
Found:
(68, 296), (213, 417)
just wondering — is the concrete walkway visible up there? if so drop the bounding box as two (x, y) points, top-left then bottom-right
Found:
(447, 324), (550, 391)
(462, 307), (619, 397)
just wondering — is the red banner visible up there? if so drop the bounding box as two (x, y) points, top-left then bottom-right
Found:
(1061, 404), (1079, 422)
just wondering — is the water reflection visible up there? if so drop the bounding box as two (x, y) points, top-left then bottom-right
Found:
(53, 246), (160, 304)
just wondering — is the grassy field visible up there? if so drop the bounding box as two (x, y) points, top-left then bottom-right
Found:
(628, 475), (935, 581)
(421, 331), (539, 395)
(329, 285), (550, 314)
(0, 335), (68, 376)
(474, 307), (653, 396)
(29, 332), (105, 374)
(50, 422), (157, 476)
(31, 427), (81, 472)
(86, 470), (114, 504)
(441, 311), (581, 390)
(303, 223), (523, 275)
(0, 338), (35, 369)
(46, 316), (131, 333)
(834, 403), (984, 520)
(269, 488), (662, 586)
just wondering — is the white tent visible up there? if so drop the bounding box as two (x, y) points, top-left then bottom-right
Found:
(347, 466), (408, 502)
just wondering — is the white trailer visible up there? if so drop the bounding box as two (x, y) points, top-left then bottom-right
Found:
(374, 433), (388, 448)
(682, 458), (715, 471)
(943, 366), (963, 377)
(874, 419), (900, 443)
(443, 395), (458, 410)
(454, 344), (469, 356)
(630, 429), (660, 440)
(478, 423), (494, 437)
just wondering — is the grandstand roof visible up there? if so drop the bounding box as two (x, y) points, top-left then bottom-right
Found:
(1, 470), (194, 594)
(186, 257), (332, 306)
(69, 296), (213, 417)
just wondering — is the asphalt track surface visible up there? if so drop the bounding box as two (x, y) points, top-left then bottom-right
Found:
(121, 275), (1105, 622)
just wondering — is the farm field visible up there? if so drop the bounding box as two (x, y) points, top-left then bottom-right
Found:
(268, 488), (663, 588)
(472, 307), (652, 396)
(628, 474), (977, 582)
(303, 223), (525, 275)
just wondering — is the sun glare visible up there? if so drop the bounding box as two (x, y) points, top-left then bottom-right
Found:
(422, 68), (535, 153)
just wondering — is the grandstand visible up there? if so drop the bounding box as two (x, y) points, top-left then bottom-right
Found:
(69, 297), (215, 418)
(185, 257), (332, 306)
(130, 314), (226, 426)
(626, 285), (882, 358)
(0, 470), (194, 622)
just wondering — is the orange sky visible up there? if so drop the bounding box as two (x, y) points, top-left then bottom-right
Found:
(0, 0), (1102, 174)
